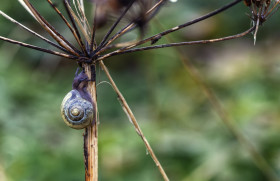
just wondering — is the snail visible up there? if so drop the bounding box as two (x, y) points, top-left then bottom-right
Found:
(61, 68), (95, 129)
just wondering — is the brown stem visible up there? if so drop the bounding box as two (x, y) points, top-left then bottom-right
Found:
(84, 64), (98, 181)
(96, 0), (242, 57)
(100, 61), (169, 181)
(0, 35), (77, 59)
(96, 25), (255, 61)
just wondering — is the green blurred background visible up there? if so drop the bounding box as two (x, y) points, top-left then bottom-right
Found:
(1, 0), (280, 180)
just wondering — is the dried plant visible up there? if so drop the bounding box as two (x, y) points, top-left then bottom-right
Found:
(0, 0), (279, 180)
(244, 0), (280, 43)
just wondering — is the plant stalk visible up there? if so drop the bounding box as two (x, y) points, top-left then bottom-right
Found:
(84, 64), (98, 181)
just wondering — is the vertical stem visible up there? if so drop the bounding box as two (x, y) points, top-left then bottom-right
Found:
(84, 64), (98, 181)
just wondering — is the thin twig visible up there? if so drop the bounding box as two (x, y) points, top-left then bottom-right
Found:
(146, 0), (166, 14)
(89, 5), (97, 52)
(97, 25), (256, 61)
(64, 0), (91, 43)
(100, 61), (169, 181)
(0, 10), (68, 53)
(22, 0), (81, 56)
(96, 0), (242, 56)
(99, 0), (166, 50)
(0, 35), (77, 59)
(47, 0), (87, 54)
(98, 23), (134, 53)
(73, 0), (91, 33)
(62, 0), (89, 55)
(97, 0), (136, 50)
(98, 40), (140, 52)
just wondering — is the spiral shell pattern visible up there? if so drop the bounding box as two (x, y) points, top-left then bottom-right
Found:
(61, 90), (94, 129)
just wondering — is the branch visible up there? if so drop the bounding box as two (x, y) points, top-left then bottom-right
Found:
(63, 0), (89, 55)
(0, 35), (77, 59)
(89, 5), (97, 52)
(0, 10), (68, 53)
(22, 0), (81, 56)
(46, 0), (87, 54)
(96, 0), (242, 57)
(97, 0), (136, 50)
(97, 0), (167, 53)
(97, 25), (256, 61)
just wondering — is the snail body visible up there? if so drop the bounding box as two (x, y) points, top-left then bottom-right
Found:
(61, 69), (94, 129)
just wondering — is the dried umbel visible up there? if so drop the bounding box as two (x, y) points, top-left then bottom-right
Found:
(0, 0), (261, 65)
(243, 0), (279, 43)
(244, 0), (280, 24)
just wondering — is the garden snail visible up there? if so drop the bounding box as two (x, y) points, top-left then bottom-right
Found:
(61, 69), (95, 129)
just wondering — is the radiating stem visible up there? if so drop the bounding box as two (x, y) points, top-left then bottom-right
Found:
(97, 25), (255, 61)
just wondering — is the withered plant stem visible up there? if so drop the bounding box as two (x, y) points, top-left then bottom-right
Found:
(84, 64), (98, 181)
(100, 61), (169, 181)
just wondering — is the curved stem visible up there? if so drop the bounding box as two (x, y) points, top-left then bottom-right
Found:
(97, 25), (255, 61)
(96, 0), (242, 57)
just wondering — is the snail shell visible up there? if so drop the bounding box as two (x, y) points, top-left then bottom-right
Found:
(61, 89), (94, 129)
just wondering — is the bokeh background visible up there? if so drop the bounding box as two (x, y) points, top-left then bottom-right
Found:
(1, 0), (280, 180)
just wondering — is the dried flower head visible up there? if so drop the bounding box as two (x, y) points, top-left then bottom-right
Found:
(244, 0), (280, 43)
(0, 0), (258, 68)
